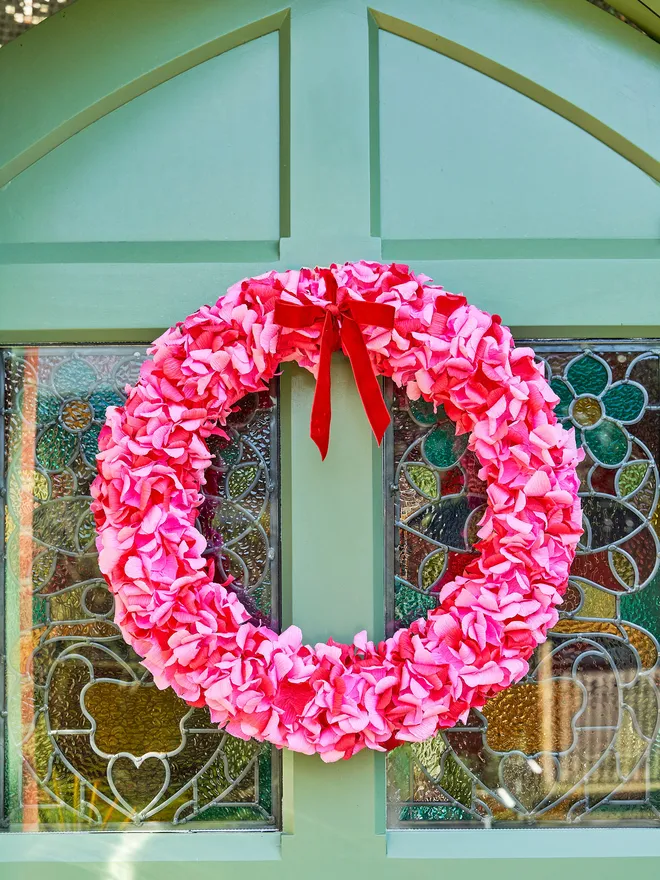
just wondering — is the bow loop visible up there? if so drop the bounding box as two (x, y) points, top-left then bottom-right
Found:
(346, 299), (396, 330)
(273, 279), (395, 459)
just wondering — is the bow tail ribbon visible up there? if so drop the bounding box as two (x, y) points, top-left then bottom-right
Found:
(310, 310), (339, 459)
(336, 308), (393, 451)
(274, 296), (395, 459)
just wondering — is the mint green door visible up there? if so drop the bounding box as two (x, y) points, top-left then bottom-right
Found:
(1, 0), (659, 878)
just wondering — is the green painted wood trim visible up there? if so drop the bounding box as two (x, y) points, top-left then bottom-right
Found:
(511, 326), (660, 338)
(0, 1), (290, 188)
(0, 831), (281, 863)
(0, 330), (167, 345)
(382, 240), (660, 260)
(0, 242), (280, 264)
(278, 12), (292, 238)
(387, 828), (660, 859)
(2, 257), (659, 336)
(368, 10), (381, 237)
(281, 360), (383, 868)
(369, 8), (660, 182)
(608, 0), (660, 40)
(278, 367), (295, 836)
(284, 2), (373, 241)
(3, 239), (657, 265)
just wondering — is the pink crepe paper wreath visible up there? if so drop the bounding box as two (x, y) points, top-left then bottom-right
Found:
(91, 261), (583, 762)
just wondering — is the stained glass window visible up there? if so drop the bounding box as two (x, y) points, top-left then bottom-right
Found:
(385, 341), (660, 827)
(1, 346), (280, 831)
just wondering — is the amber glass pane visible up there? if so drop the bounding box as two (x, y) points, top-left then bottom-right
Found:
(1, 346), (280, 831)
(386, 342), (660, 827)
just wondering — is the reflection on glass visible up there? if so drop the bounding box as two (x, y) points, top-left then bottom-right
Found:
(386, 343), (660, 827)
(1, 347), (280, 831)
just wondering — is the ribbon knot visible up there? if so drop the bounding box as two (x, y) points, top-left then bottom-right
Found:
(274, 270), (396, 459)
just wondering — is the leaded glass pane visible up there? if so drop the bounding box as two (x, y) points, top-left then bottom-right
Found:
(1, 346), (280, 831)
(385, 341), (660, 828)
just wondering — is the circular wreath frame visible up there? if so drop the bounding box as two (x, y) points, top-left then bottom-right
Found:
(91, 261), (582, 762)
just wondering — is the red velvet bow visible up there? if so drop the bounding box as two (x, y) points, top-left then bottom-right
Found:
(274, 271), (396, 459)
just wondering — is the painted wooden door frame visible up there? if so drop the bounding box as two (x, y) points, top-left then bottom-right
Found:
(0, 1), (659, 877)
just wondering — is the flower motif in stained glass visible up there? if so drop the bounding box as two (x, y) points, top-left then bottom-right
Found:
(552, 352), (646, 467)
(387, 342), (660, 829)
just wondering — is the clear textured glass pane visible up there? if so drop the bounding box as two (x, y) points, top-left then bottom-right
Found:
(1, 346), (280, 831)
(385, 341), (660, 828)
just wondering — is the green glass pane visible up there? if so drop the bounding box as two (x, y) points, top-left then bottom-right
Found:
(36, 392), (60, 423)
(89, 387), (124, 419)
(602, 381), (645, 424)
(223, 736), (260, 774)
(77, 509), (97, 552)
(408, 397), (438, 426)
(618, 462), (648, 495)
(584, 803), (659, 821)
(53, 358), (97, 397)
(80, 422), (102, 465)
(32, 594), (48, 627)
(621, 572), (660, 642)
(566, 354), (609, 396)
(584, 419), (628, 466)
(410, 738), (471, 808)
(421, 550), (446, 589)
(407, 464), (439, 498)
(550, 378), (573, 417)
(257, 750), (272, 813)
(651, 735), (660, 811)
(440, 754), (472, 807)
(624, 678), (658, 740)
(388, 745), (412, 794)
(35, 424), (76, 470)
(423, 425), (467, 469)
(400, 804), (473, 822)
(395, 578), (437, 628)
(228, 465), (258, 499)
(250, 584), (272, 616)
(198, 805), (263, 822)
(220, 440), (242, 466)
(411, 735), (446, 778)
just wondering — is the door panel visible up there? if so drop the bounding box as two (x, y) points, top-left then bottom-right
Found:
(0, 34), (281, 243)
(378, 32), (659, 239)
